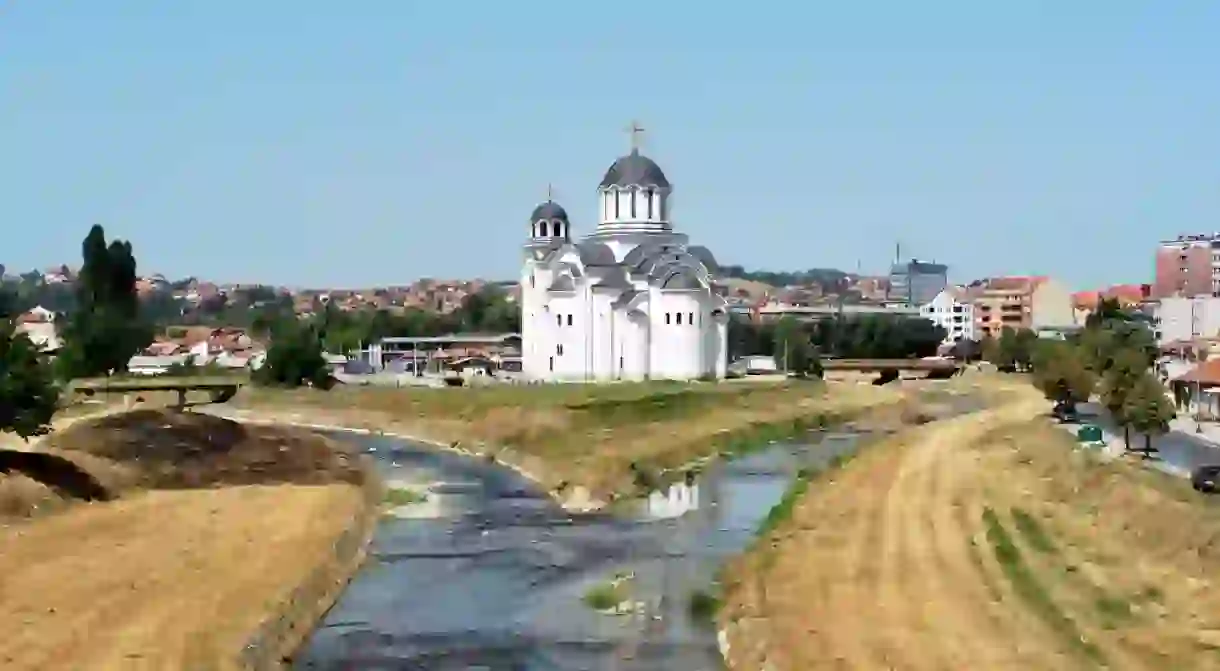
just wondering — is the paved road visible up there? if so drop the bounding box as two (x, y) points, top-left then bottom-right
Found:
(1076, 401), (1220, 476)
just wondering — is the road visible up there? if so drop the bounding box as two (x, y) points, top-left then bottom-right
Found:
(1076, 401), (1220, 475)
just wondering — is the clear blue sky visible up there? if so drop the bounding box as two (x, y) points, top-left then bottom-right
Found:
(3, 2), (1218, 289)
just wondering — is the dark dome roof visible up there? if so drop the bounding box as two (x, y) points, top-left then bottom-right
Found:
(530, 200), (568, 221)
(599, 149), (670, 189)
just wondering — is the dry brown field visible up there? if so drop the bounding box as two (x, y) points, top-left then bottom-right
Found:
(722, 385), (1220, 670)
(0, 408), (372, 670)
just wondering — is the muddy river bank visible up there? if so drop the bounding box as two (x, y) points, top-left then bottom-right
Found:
(292, 390), (986, 670)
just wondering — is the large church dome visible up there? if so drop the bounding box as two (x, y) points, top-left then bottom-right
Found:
(599, 149), (670, 189)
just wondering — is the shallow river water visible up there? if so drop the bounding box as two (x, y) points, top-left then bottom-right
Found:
(290, 426), (874, 671)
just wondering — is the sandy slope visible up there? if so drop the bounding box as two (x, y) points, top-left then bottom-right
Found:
(722, 388), (1220, 670)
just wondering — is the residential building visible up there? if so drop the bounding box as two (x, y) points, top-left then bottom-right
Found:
(15, 306), (60, 352)
(919, 287), (975, 344)
(969, 276), (1077, 338)
(1154, 296), (1220, 346)
(1153, 233), (1220, 299)
(519, 134), (728, 381)
(889, 260), (948, 307)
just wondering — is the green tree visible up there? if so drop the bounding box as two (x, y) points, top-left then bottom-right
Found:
(774, 316), (820, 377)
(990, 327), (1020, 370)
(1031, 340), (1096, 419)
(1014, 329), (1038, 370)
(56, 225), (153, 378)
(254, 320), (332, 388)
(1099, 348), (1148, 450)
(0, 304), (60, 441)
(1122, 373), (1175, 455)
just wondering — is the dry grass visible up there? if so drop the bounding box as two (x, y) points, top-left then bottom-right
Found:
(234, 379), (915, 499)
(721, 385), (1220, 670)
(0, 472), (64, 517)
(42, 409), (364, 492)
(0, 405), (376, 669)
(0, 484), (364, 671)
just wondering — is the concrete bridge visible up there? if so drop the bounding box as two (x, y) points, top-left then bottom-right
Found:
(71, 377), (245, 408)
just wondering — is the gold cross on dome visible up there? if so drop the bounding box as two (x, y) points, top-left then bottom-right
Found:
(546, 183), (554, 201)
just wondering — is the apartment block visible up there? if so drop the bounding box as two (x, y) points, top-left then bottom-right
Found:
(968, 276), (1077, 339)
(1153, 234), (1220, 299)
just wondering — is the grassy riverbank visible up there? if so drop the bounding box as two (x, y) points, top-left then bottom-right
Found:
(231, 379), (924, 504)
(720, 386), (1220, 670)
(0, 409), (375, 670)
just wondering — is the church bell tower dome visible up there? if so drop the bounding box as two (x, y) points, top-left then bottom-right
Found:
(596, 121), (673, 236)
(528, 185), (570, 243)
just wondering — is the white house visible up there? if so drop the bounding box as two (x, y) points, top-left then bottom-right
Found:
(920, 287), (975, 345)
(15, 306), (61, 352)
(519, 139), (729, 382)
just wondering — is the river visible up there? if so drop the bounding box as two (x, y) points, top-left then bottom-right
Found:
(293, 391), (983, 669)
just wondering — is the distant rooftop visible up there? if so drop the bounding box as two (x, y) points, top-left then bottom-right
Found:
(378, 332), (521, 345)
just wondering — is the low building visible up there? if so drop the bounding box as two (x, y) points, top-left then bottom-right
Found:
(919, 287), (974, 345)
(364, 333), (522, 373)
(1154, 296), (1220, 346)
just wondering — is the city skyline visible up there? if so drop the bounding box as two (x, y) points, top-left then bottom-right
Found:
(4, 3), (1218, 288)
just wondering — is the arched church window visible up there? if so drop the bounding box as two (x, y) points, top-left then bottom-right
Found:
(566, 314), (573, 326)
(613, 189), (620, 218)
(539, 221), (549, 237)
(689, 312), (694, 325)
(557, 314), (562, 327)
(552, 220), (563, 238)
(676, 313), (683, 325)
(644, 189), (654, 219)
(630, 188), (637, 218)
(665, 313), (671, 325)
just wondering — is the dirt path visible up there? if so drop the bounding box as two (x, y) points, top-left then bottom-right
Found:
(721, 389), (1220, 670)
(0, 484), (364, 670)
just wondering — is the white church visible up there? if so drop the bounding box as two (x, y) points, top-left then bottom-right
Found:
(519, 130), (729, 382)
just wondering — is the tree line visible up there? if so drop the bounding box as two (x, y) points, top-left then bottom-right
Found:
(0, 224), (523, 440)
(1, 224), (150, 440)
(999, 298), (1173, 454)
(729, 313), (948, 377)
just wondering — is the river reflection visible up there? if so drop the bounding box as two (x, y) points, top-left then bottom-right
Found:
(293, 430), (866, 670)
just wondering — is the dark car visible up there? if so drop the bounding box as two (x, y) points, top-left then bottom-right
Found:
(1192, 465), (1220, 493)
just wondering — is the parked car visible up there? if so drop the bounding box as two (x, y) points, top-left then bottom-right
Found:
(1191, 465), (1220, 493)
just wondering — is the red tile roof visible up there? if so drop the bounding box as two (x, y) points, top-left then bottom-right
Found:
(1177, 359), (1220, 386)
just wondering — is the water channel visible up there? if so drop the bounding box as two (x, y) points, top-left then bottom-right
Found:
(294, 391), (984, 670)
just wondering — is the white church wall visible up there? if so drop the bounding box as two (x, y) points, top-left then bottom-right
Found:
(548, 291), (580, 380)
(714, 316), (729, 378)
(630, 312), (650, 381)
(650, 290), (701, 379)
(590, 290), (616, 380)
